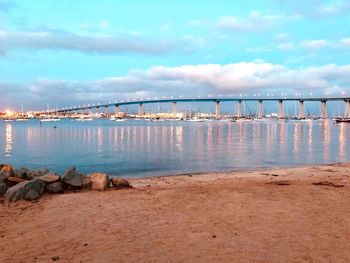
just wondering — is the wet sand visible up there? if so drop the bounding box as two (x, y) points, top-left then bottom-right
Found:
(1, 163), (350, 263)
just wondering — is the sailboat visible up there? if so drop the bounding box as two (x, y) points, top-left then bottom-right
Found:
(16, 104), (29, 121)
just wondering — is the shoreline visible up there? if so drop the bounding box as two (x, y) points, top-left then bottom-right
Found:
(1, 163), (350, 262)
(129, 161), (349, 188)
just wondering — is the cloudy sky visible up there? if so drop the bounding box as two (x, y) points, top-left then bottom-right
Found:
(1, 0), (350, 111)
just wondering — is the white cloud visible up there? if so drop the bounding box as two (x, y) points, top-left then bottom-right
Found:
(0, 29), (191, 55)
(217, 11), (283, 32)
(302, 39), (329, 50)
(3, 62), (350, 109)
(274, 0), (350, 19)
(339, 38), (350, 47)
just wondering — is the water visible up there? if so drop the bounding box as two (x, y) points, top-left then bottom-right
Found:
(0, 119), (349, 178)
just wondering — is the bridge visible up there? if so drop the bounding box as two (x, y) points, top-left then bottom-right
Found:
(49, 95), (350, 119)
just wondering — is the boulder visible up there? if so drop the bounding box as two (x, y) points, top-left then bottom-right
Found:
(39, 172), (60, 183)
(61, 166), (83, 188)
(5, 179), (45, 201)
(111, 177), (131, 189)
(6, 176), (27, 187)
(27, 168), (50, 179)
(14, 167), (30, 180)
(45, 182), (64, 194)
(82, 175), (92, 189)
(90, 173), (110, 191)
(0, 182), (8, 195)
(0, 164), (14, 182)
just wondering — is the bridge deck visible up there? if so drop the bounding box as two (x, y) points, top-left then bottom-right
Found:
(55, 97), (350, 113)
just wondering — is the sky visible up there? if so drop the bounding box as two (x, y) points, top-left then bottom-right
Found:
(1, 0), (350, 112)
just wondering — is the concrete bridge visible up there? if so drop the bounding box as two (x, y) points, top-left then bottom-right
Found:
(51, 96), (350, 119)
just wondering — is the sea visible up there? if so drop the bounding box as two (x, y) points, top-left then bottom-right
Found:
(0, 119), (349, 178)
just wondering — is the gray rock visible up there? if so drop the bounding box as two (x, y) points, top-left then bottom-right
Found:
(45, 182), (64, 194)
(27, 168), (50, 179)
(0, 182), (8, 195)
(14, 167), (30, 180)
(61, 166), (83, 188)
(39, 172), (60, 183)
(111, 177), (131, 189)
(5, 179), (45, 201)
(82, 175), (92, 189)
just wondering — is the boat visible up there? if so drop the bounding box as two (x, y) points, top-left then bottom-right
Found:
(41, 118), (61, 122)
(186, 117), (203, 122)
(335, 118), (350, 123)
(255, 118), (268, 122)
(236, 118), (253, 122)
(114, 119), (127, 122)
(76, 118), (93, 122)
(15, 118), (29, 121)
(299, 118), (312, 122)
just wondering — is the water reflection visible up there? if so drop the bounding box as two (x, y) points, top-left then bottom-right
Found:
(5, 123), (12, 157)
(0, 120), (350, 177)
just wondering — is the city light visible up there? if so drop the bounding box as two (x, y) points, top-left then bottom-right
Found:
(5, 109), (13, 116)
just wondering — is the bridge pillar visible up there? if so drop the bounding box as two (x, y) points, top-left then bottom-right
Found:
(115, 105), (119, 115)
(321, 100), (327, 119)
(172, 102), (177, 117)
(139, 103), (144, 116)
(299, 100), (305, 119)
(104, 106), (108, 115)
(96, 107), (99, 114)
(236, 100), (242, 118)
(258, 100), (263, 118)
(278, 100), (284, 119)
(215, 101), (220, 119)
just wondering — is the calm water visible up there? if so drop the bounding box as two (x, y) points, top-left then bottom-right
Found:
(0, 119), (349, 178)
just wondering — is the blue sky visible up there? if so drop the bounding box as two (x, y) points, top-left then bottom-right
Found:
(1, 0), (350, 111)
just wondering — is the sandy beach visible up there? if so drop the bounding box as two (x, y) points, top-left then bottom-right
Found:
(1, 163), (350, 263)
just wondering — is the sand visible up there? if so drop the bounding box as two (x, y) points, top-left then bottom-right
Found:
(1, 163), (350, 263)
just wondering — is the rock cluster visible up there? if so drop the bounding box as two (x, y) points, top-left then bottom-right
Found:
(0, 164), (131, 202)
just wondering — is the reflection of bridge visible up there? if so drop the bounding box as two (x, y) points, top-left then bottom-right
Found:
(52, 96), (350, 118)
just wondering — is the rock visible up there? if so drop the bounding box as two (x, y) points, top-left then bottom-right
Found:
(6, 176), (27, 187)
(90, 173), (110, 191)
(39, 172), (60, 183)
(0, 182), (8, 195)
(111, 177), (131, 189)
(0, 164), (14, 182)
(45, 182), (64, 194)
(61, 166), (83, 188)
(14, 167), (30, 180)
(27, 168), (50, 179)
(82, 175), (92, 189)
(5, 179), (45, 201)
